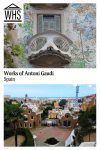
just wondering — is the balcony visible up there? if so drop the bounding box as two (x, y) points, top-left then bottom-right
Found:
(27, 31), (73, 68)
(30, 4), (69, 10)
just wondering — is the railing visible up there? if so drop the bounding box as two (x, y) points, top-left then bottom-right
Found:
(27, 30), (73, 57)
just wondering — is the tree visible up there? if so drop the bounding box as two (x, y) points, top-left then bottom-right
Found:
(89, 106), (96, 125)
(4, 102), (23, 146)
(69, 107), (74, 112)
(78, 108), (95, 141)
(41, 106), (52, 119)
(59, 99), (67, 108)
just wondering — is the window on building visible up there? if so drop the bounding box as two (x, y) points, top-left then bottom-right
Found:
(29, 123), (32, 128)
(24, 117), (28, 121)
(28, 110), (31, 113)
(66, 115), (69, 118)
(24, 123), (27, 128)
(65, 114), (69, 118)
(37, 14), (61, 33)
(31, 116), (34, 119)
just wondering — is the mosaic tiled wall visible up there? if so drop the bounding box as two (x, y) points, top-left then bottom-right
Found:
(64, 4), (96, 68)
(6, 3), (96, 68)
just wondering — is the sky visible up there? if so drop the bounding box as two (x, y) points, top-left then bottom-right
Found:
(4, 84), (96, 98)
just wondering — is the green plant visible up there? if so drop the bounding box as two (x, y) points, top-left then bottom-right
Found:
(4, 34), (10, 45)
(4, 128), (34, 146)
(12, 44), (24, 57)
(4, 51), (16, 68)
(4, 102), (24, 146)
(59, 99), (67, 108)
(17, 128), (34, 146)
(75, 130), (84, 145)
(41, 106), (53, 119)
(18, 24), (23, 27)
(69, 108), (74, 112)
(4, 127), (14, 139)
(78, 107), (96, 142)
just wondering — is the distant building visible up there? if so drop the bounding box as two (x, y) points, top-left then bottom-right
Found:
(65, 98), (81, 112)
(54, 101), (60, 109)
(48, 109), (58, 119)
(4, 95), (11, 102)
(10, 99), (19, 105)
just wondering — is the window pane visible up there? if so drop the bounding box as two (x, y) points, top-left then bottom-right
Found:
(37, 14), (61, 33)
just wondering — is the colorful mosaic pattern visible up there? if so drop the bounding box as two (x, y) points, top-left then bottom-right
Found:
(4, 4), (96, 68)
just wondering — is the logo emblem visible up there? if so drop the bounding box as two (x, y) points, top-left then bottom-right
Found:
(4, 3), (22, 22)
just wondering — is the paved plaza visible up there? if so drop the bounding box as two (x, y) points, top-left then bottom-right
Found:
(4, 135), (25, 147)
(31, 126), (72, 146)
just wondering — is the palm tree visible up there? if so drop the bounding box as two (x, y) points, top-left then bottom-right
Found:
(4, 102), (23, 146)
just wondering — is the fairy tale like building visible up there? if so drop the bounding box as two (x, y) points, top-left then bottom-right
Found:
(19, 103), (42, 129)
(4, 3), (96, 68)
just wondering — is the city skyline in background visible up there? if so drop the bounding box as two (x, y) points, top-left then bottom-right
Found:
(4, 84), (96, 98)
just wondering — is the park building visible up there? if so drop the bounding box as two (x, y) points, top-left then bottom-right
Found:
(48, 108), (78, 128)
(59, 113), (77, 128)
(48, 110), (58, 119)
(57, 109), (78, 128)
(4, 3), (96, 68)
(19, 103), (42, 129)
